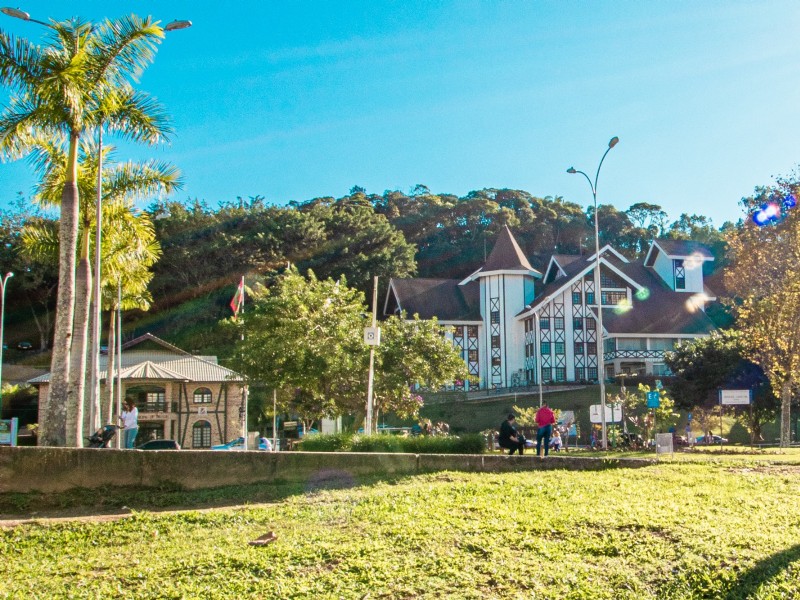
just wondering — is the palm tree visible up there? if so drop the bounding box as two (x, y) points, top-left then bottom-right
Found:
(27, 137), (176, 442)
(1, 16), (171, 445)
(22, 137), (173, 441)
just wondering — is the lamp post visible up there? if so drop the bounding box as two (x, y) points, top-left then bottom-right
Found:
(567, 135), (619, 450)
(0, 272), (13, 417)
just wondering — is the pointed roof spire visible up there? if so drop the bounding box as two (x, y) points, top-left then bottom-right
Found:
(483, 225), (538, 273)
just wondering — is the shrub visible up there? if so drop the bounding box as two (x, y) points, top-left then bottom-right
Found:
(400, 434), (485, 454)
(297, 433), (485, 454)
(297, 433), (353, 452)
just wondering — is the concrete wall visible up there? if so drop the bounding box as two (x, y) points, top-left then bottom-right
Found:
(0, 447), (653, 494)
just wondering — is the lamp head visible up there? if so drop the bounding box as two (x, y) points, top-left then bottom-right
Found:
(608, 136), (619, 149)
(164, 19), (192, 31)
(1, 7), (30, 20)
(567, 167), (577, 174)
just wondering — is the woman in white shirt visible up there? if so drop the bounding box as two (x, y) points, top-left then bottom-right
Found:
(120, 399), (139, 449)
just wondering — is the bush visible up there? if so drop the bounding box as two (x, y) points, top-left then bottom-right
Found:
(297, 433), (353, 452)
(400, 434), (485, 454)
(297, 433), (485, 454)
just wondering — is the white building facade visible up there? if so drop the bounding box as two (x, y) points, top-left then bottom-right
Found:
(385, 228), (716, 390)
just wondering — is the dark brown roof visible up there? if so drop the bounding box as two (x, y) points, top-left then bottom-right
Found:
(598, 260), (716, 335)
(387, 278), (481, 321)
(482, 226), (540, 274)
(648, 239), (714, 260)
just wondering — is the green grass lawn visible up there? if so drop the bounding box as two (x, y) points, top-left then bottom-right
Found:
(3, 461), (800, 599)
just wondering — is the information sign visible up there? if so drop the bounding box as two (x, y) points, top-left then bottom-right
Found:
(646, 391), (661, 408)
(589, 404), (622, 423)
(719, 389), (751, 405)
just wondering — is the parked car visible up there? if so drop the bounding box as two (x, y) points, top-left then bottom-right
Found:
(695, 434), (728, 444)
(137, 439), (180, 450)
(16, 341), (33, 351)
(212, 436), (246, 450)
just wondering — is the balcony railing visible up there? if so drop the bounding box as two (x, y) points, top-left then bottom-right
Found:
(603, 349), (665, 361)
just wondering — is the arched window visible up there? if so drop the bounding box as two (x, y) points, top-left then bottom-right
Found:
(192, 420), (212, 448)
(193, 387), (213, 404)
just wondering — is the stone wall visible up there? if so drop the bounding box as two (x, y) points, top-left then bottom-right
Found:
(0, 446), (653, 494)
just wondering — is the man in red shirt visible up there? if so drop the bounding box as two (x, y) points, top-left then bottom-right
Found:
(535, 401), (557, 458)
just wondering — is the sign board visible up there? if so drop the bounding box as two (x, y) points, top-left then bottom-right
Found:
(720, 389), (751, 405)
(655, 432), (673, 456)
(364, 327), (381, 346)
(589, 404), (622, 423)
(283, 421), (298, 430)
(0, 418), (18, 446)
(646, 391), (661, 408)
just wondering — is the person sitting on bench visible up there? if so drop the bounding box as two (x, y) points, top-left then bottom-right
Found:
(498, 414), (525, 455)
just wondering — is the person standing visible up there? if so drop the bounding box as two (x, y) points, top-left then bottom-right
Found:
(535, 401), (557, 458)
(498, 414), (525, 455)
(119, 399), (139, 449)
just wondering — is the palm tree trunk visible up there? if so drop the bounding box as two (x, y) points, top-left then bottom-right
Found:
(42, 137), (80, 447)
(67, 230), (91, 446)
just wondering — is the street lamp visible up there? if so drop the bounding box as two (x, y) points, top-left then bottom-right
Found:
(0, 272), (14, 417)
(567, 135), (619, 450)
(0, 7), (50, 26)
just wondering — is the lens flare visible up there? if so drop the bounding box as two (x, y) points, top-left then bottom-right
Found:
(635, 287), (650, 301)
(685, 251), (705, 270)
(614, 298), (633, 314)
(753, 203), (780, 226)
(685, 293), (709, 314)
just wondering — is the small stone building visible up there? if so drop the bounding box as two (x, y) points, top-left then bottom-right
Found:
(32, 333), (246, 449)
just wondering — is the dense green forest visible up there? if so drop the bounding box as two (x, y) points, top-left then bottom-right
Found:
(0, 186), (734, 366)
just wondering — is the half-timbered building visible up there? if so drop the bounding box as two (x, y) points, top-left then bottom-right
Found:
(384, 227), (716, 390)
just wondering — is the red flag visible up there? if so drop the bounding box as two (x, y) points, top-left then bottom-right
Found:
(230, 277), (244, 319)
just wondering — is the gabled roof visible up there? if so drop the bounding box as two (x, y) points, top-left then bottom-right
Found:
(543, 254), (583, 284)
(119, 332), (191, 356)
(30, 333), (243, 384)
(384, 278), (481, 321)
(518, 250), (716, 336)
(117, 361), (189, 381)
(644, 239), (714, 266)
(521, 256), (645, 315)
(587, 244), (630, 263)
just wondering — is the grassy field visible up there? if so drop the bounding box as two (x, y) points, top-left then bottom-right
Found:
(2, 460), (800, 599)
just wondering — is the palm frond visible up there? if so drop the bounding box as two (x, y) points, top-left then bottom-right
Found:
(0, 31), (45, 91)
(89, 14), (163, 86)
(104, 159), (183, 201)
(104, 88), (172, 143)
(20, 220), (60, 263)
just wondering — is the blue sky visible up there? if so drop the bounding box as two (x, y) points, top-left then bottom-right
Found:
(2, 1), (800, 227)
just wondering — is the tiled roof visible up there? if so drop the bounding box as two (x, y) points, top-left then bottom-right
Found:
(387, 278), (481, 321)
(645, 239), (714, 266)
(520, 250), (717, 336)
(29, 335), (243, 384)
(598, 260), (715, 335)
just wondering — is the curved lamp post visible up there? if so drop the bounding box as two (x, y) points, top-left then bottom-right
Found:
(567, 136), (619, 450)
(0, 272), (14, 417)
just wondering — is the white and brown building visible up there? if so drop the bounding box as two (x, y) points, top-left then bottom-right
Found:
(384, 227), (716, 390)
(32, 333), (245, 448)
